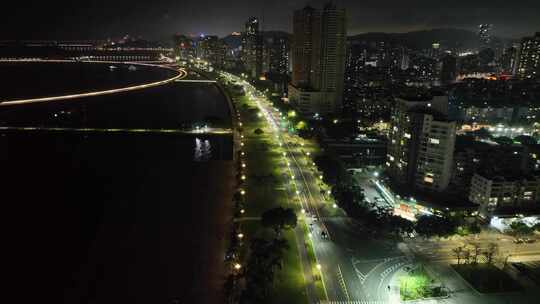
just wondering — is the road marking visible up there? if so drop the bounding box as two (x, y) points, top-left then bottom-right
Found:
(319, 300), (387, 304)
(175, 79), (217, 83)
(351, 256), (407, 285)
(337, 265), (351, 301)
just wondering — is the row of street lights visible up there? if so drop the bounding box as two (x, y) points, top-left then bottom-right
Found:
(221, 71), (339, 284)
(230, 72), (331, 284)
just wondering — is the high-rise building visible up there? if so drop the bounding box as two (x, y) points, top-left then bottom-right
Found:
(499, 45), (519, 75)
(387, 94), (456, 192)
(291, 6), (316, 88)
(289, 3), (346, 116)
(517, 32), (540, 79)
(469, 173), (540, 217)
(262, 32), (289, 76)
(197, 35), (226, 68)
(478, 24), (493, 48)
(173, 34), (195, 62)
(242, 17), (263, 78)
(440, 54), (457, 84)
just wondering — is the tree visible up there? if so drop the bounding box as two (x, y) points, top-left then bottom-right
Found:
(223, 274), (238, 304)
(387, 215), (415, 236)
(452, 246), (464, 265)
(493, 136), (513, 146)
(415, 214), (458, 239)
(240, 237), (289, 303)
(254, 128), (264, 135)
(472, 128), (492, 140)
(462, 248), (471, 264)
(510, 221), (534, 236)
(469, 222), (482, 235)
(314, 154), (348, 186)
(261, 207), (297, 234)
(484, 243), (499, 265)
(514, 135), (536, 145)
(470, 243), (482, 264)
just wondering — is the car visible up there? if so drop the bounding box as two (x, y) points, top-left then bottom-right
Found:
(321, 231), (328, 239)
(524, 238), (536, 244)
(514, 238), (524, 244)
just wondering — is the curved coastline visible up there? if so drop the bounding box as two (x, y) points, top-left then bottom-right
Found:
(0, 60), (186, 106)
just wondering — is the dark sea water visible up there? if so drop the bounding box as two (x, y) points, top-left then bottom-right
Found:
(0, 62), (178, 100)
(0, 63), (233, 304)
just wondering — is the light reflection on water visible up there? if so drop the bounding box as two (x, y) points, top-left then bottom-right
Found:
(194, 137), (212, 161)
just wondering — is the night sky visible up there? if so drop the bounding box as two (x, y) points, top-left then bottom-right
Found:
(3, 0), (539, 40)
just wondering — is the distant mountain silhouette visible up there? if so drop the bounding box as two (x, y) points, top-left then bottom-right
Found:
(349, 28), (483, 50)
(222, 28), (512, 51)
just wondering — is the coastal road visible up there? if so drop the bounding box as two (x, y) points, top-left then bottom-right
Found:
(222, 72), (410, 303)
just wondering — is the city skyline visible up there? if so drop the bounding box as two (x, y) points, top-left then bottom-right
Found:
(3, 0), (540, 40)
(2, 1), (540, 304)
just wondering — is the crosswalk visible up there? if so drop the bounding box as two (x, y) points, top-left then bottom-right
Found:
(320, 300), (387, 304)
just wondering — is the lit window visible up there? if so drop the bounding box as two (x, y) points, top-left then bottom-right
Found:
(424, 177), (434, 183)
(429, 138), (440, 144)
(404, 133), (411, 139)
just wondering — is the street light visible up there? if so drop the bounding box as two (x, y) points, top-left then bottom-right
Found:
(240, 190), (246, 195)
(241, 175), (246, 180)
(241, 163), (246, 168)
(234, 263), (242, 270)
(373, 171), (379, 177)
(237, 233), (244, 239)
(316, 264), (322, 271)
(240, 209), (245, 214)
